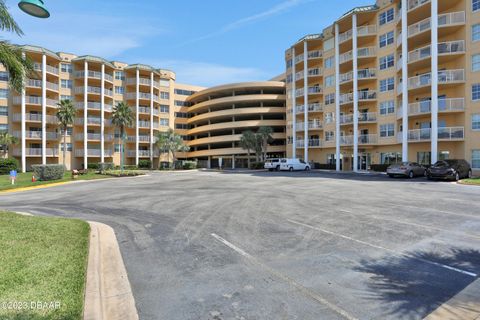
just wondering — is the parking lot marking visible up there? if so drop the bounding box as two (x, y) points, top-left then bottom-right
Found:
(286, 219), (477, 278)
(211, 233), (358, 320)
(338, 210), (480, 241)
(389, 204), (480, 220)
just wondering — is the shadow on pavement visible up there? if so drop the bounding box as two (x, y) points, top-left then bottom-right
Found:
(353, 248), (480, 318)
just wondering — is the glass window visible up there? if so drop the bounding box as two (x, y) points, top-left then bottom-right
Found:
(324, 56), (334, 69)
(380, 77), (395, 92)
(115, 86), (124, 94)
(60, 127), (73, 136)
(115, 144), (122, 152)
(379, 100), (395, 115)
(379, 8), (395, 25)
(417, 152), (431, 165)
(473, 24), (480, 42)
(325, 131), (334, 141)
(60, 63), (72, 73)
(159, 79), (170, 87)
(286, 59), (293, 69)
(160, 105), (169, 113)
(174, 89), (196, 96)
(160, 118), (169, 126)
(380, 152), (401, 164)
(0, 88), (9, 98)
(379, 31), (394, 48)
(286, 74), (293, 83)
(474, 0), (480, 12)
(379, 54), (394, 70)
(175, 100), (188, 107)
(473, 54), (480, 72)
(473, 84), (480, 100)
(325, 93), (335, 105)
(325, 112), (334, 124)
(0, 106), (7, 116)
(323, 38), (334, 51)
(0, 124), (7, 133)
(115, 71), (125, 80)
(380, 123), (395, 137)
(324, 75), (335, 87)
(60, 143), (72, 152)
(160, 92), (170, 100)
(473, 150), (480, 169)
(61, 79), (72, 89)
(0, 71), (8, 81)
(473, 114), (480, 130)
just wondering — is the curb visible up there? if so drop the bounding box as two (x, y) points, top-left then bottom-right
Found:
(424, 278), (480, 320)
(84, 221), (138, 320)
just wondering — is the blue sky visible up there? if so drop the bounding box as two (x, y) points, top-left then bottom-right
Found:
(6, 0), (372, 87)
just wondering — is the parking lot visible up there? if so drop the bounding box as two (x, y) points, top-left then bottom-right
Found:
(1, 170), (479, 319)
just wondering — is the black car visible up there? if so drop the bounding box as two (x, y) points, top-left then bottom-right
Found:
(426, 159), (472, 181)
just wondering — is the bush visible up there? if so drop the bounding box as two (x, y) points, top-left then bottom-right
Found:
(250, 162), (264, 170)
(87, 163), (99, 170)
(314, 163), (336, 170)
(99, 162), (114, 172)
(102, 170), (144, 177)
(138, 159), (151, 169)
(182, 161), (197, 170)
(32, 164), (65, 181)
(370, 164), (389, 172)
(0, 158), (19, 175)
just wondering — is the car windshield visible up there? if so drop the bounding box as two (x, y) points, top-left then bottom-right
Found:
(433, 161), (448, 167)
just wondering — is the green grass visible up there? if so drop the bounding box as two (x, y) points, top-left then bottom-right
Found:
(0, 171), (107, 191)
(460, 177), (480, 185)
(0, 211), (90, 320)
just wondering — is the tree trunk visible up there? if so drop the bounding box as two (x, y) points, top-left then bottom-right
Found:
(120, 127), (125, 173)
(63, 125), (67, 169)
(247, 150), (251, 169)
(171, 151), (176, 170)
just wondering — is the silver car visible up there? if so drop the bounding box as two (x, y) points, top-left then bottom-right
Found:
(387, 162), (426, 178)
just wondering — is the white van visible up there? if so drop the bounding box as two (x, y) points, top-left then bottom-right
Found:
(264, 158), (283, 171)
(279, 158), (311, 171)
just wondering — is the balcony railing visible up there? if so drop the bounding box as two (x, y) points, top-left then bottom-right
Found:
(294, 54), (304, 64)
(308, 68), (322, 77)
(339, 29), (353, 43)
(408, 11), (465, 38)
(308, 86), (322, 95)
(340, 114), (353, 124)
(127, 150), (158, 157)
(357, 25), (377, 37)
(308, 120), (323, 129)
(359, 91), (377, 101)
(398, 126), (465, 142)
(296, 139), (323, 148)
(12, 113), (58, 124)
(340, 93), (353, 105)
(296, 103), (323, 114)
(340, 69), (376, 84)
(397, 98), (465, 118)
(408, 40), (465, 64)
(408, 0), (430, 11)
(75, 149), (114, 157)
(13, 131), (59, 140)
(407, 69), (465, 89)
(74, 86), (113, 96)
(13, 148), (58, 156)
(75, 102), (113, 112)
(308, 50), (322, 59)
(75, 117), (108, 126)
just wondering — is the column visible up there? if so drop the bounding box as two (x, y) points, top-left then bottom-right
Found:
(291, 47), (297, 157)
(100, 64), (105, 163)
(303, 41), (309, 162)
(83, 61), (88, 168)
(352, 14), (359, 172)
(21, 52), (26, 172)
(232, 155), (235, 169)
(150, 72), (154, 165)
(431, 0), (438, 164)
(401, 0), (409, 161)
(41, 54), (46, 164)
(334, 23), (341, 171)
(135, 68), (140, 166)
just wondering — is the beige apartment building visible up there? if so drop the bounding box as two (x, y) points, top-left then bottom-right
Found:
(286, 0), (480, 173)
(0, 45), (203, 171)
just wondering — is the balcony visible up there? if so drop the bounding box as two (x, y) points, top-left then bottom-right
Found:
(407, 0), (430, 11)
(359, 91), (377, 101)
(308, 50), (322, 60)
(308, 68), (322, 77)
(308, 85), (322, 95)
(127, 150), (158, 157)
(125, 92), (159, 101)
(408, 40), (465, 64)
(75, 102), (113, 112)
(75, 117), (109, 126)
(357, 25), (377, 37)
(398, 126), (465, 142)
(308, 120), (323, 130)
(339, 29), (353, 43)
(296, 103), (323, 114)
(12, 113), (58, 124)
(296, 139), (322, 148)
(339, 47), (376, 64)
(75, 149), (114, 157)
(125, 78), (159, 87)
(340, 69), (376, 84)
(12, 148), (59, 157)
(397, 98), (465, 118)
(74, 86), (113, 97)
(359, 134), (378, 145)
(340, 93), (353, 105)
(33, 63), (59, 75)
(294, 54), (304, 64)
(26, 79), (59, 91)
(407, 69), (465, 90)
(408, 12), (465, 38)
(13, 131), (59, 140)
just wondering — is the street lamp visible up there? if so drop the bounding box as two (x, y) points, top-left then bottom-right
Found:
(18, 0), (50, 18)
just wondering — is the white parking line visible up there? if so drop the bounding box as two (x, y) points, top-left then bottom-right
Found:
(338, 209), (480, 241)
(286, 219), (477, 278)
(389, 204), (480, 220)
(211, 233), (358, 320)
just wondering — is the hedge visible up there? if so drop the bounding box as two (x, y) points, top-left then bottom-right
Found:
(138, 159), (151, 169)
(99, 162), (114, 172)
(31, 164), (65, 181)
(87, 163), (99, 170)
(250, 162), (265, 170)
(182, 161), (197, 170)
(0, 158), (19, 175)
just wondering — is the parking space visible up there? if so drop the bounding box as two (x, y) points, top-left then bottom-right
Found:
(1, 170), (479, 319)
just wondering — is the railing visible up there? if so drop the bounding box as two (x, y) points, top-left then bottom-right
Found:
(408, 11), (465, 38)
(12, 148), (59, 156)
(12, 113), (57, 124)
(138, 107), (151, 114)
(75, 149), (114, 157)
(408, 40), (465, 64)
(46, 65), (59, 75)
(408, 69), (464, 89)
(308, 50), (322, 59)
(359, 134), (378, 144)
(340, 72), (353, 84)
(357, 25), (377, 37)
(408, 0), (430, 11)
(294, 54), (304, 64)
(340, 135), (353, 146)
(74, 86), (113, 96)
(75, 117), (105, 125)
(359, 112), (377, 122)
(359, 91), (377, 101)
(358, 69), (376, 80)
(308, 120), (323, 129)
(295, 89), (304, 97)
(339, 51), (353, 64)
(398, 98), (465, 117)
(295, 71), (304, 81)
(26, 79), (59, 90)
(308, 86), (322, 95)
(138, 135), (151, 142)
(339, 29), (353, 43)
(75, 102), (113, 111)
(357, 47), (376, 58)
(127, 150), (158, 157)
(125, 92), (158, 100)
(308, 68), (322, 77)
(308, 139), (322, 147)
(340, 93), (353, 105)
(340, 114), (354, 124)
(296, 103), (323, 114)
(398, 126), (465, 142)
(296, 122), (304, 131)
(138, 121), (151, 128)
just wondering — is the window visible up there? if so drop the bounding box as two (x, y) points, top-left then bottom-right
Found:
(0, 124), (7, 132)
(380, 152), (401, 164)
(379, 100), (395, 115)
(379, 54), (394, 70)
(60, 63), (72, 73)
(0, 89), (8, 98)
(324, 56), (334, 69)
(115, 71), (125, 80)
(60, 143), (72, 152)
(175, 112), (189, 118)
(60, 95), (72, 101)
(160, 105), (169, 113)
(379, 8), (395, 25)
(325, 112), (334, 124)
(324, 38), (334, 51)
(474, 0), (480, 12)
(473, 54), (480, 72)
(325, 75), (335, 87)
(473, 84), (480, 100)
(325, 131), (334, 141)
(473, 24), (480, 42)
(176, 123), (189, 129)
(380, 123), (395, 137)
(160, 92), (170, 100)
(0, 71), (8, 81)
(115, 144), (121, 152)
(174, 89), (196, 96)
(417, 152), (431, 165)
(286, 59), (293, 69)
(0, 106), (7, 116)
(380, 77), (395, 92)
(159, 79), (170, 87)
(175, 100), (188, 107)
(115, 86), (124, 94)
(160, 118), (169, 126)
(61, 79), (72, 89)
(473, 114), (480, 130)
(379, 31), (394, 48)
(60, 127), (73, 136)
(473, 150), (480, 169)
(325, 93), (335, 105)
(286, 74), (293, 83)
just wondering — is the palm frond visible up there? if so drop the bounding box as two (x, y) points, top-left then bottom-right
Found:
(0, 42), (34, 93)
(0, 0), (23, 36)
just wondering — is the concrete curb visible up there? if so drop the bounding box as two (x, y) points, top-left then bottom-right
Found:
(84, 221), (138, 320)
(424, 278), (480, 320)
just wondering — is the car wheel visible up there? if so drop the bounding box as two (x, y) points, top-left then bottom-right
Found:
(289, 167), (294, 172)
(276, 165), (280, 171)
(455, 172), (460, 181)
(305, 166), (310, 171)
(408, 171), (414, 179)
(468, 170), (473, 179)
(388, 174), (394, 178)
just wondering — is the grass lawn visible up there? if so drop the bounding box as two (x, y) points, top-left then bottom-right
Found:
(460, 177), (480, 185)
(0, 211), (90, 320)
(0, 171), (107, 191)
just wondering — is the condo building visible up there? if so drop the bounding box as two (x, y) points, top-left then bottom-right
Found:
(286, 0), (480, 173)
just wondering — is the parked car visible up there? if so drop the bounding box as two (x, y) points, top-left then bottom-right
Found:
(264, 158), (282, 171)
(279, 158), (310, 171)
(426, 159), (472, 181)
(387, 162), (426, 178)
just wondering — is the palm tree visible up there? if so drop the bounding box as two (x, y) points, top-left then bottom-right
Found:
(239, 130), (256, 169)
(0, 1), (34, 93)
(154, 129), (190, 169)
(56, 100), (75, 168)
(0, 131), (17, 158)
(256, 126), (274, 162)
(111, 102), (134, 172)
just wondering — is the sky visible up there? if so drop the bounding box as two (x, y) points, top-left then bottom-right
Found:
(5, 0), (373, 87)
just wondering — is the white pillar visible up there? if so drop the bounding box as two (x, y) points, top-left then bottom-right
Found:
(100, 64), (105, 163)
(83, 61), (88, 169)
(135, 68), (140, 166)
(401, 0), (409, 162)
(431, 0), (438, 164)
(150, 72), (154, 165)
(291, 47), (297, 158)
(21, 52), (26, 172)
(334, 23), (341, 171)
(232, 155), (235, 169)
(352, 14), (359, 172)
(41, 54), (46, 165)
(303, 41), (309, 162)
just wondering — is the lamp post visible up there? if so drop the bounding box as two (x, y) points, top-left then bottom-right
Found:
(18, 0), (50, 18)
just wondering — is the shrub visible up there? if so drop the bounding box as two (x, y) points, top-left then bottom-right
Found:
(250, 162), (265, 170)
(138, 159), (151, 169)
(370, 164), (389, 172)
(87, 163), (99, 170)
(182, 161), (197, 170)
(32, 164), (65, 181)
(99, 162), (114, 172)
(0, 158), (19, 175)
(102, 170), (144, 177)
